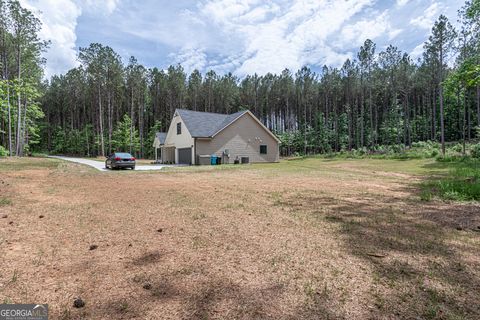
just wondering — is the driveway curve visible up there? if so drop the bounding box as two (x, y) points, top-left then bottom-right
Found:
(49, 156), (171, 171)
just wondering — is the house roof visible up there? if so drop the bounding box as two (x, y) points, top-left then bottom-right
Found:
(155, 132), (167, 145)
(176, 109), (248, 138)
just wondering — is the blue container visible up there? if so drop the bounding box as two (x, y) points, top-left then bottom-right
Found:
(210, 155), (217, 165)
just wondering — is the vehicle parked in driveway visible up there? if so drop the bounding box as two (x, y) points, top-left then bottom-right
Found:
(105, 152), (136, 170)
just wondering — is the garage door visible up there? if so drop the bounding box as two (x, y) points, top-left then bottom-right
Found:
(177, 148), (192, 165)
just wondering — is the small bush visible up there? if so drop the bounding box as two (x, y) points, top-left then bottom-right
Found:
(388, 144), (404, 154)
(471, 144), (480, 159)
(0, 146), (8, 157)
(452, 143), (463, 153)
(419, 189), (433, 201)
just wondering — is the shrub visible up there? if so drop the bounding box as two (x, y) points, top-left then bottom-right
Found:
(356, 147), (368, 156)
(452, 143), (463, 153)
(388, 144), (404, 154)
(0, 146), (8, 157)
(471, 144), (480, 159)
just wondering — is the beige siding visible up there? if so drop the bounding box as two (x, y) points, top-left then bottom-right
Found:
(164, 112), (195, 164)
(196, 112), (279, 163)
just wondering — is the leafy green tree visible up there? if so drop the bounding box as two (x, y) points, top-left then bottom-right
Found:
(111, 114), (140, 155)
(144, 120), (162, 159)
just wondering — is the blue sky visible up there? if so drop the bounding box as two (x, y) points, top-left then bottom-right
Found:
(20, 0), (463, 78)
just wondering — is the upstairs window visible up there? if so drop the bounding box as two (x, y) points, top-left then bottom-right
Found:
(177, 122), (181, 135)
(260, 145), (267, 154)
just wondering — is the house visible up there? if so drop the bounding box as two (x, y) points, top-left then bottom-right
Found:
(153, 109), (280, 165)
(152, 132), (167, 163)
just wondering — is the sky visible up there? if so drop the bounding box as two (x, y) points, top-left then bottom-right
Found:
(19, 0), (464, 79)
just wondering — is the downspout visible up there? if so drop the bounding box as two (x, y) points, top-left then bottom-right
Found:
(194, 138), (197, 165)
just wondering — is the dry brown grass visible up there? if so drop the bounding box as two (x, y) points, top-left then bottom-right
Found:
(0, 157), (479, 319)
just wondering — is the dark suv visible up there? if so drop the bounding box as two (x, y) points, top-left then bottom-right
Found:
(105, 152), (136, 170)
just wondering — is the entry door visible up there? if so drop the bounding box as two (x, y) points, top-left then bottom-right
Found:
(177, 148), (192, 165)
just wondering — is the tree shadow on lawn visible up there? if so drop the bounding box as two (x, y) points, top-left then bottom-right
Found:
(85, 269), (302, 320)
(281, 186), (480, 319)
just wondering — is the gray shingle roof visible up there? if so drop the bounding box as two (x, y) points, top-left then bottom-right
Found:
(176, 109), (248, 138)
(155, 132), (167, 144)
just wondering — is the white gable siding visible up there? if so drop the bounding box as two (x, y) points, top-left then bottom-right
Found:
(196, 112), (279, 163)
(164, 112), (195, 164)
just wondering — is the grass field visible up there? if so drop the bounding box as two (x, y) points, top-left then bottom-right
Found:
(0, 157), (479, 319)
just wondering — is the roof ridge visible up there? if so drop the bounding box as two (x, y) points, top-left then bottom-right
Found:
(176, 108), (245, 116)
(210, 110), (249, 137)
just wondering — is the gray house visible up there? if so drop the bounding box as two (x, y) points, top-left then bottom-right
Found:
(153, 109), (280, 165)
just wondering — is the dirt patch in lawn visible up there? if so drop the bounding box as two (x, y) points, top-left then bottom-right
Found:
(0, 157), (479, 319)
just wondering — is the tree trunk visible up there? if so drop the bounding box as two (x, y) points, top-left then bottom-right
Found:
(405, 93), (411, 147)
(15, 49), (22, 156)
(477, 85), (480, 128)
(98, 84), (105, 157)
(461, 88), (466, 155)
(7, 80), (12, 156)
(130, 87), (134, 154)
(369, 81), (374, 147)
(360, 76), (364, 148)
(303, 101), (307, 155)
(107, 91), (112, 154)
(432, 88), (436, 141)
(439, 46), (445, 157)
(21, 97), (27, 154)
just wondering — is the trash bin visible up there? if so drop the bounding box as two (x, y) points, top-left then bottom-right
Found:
(210, 155), (217, 165)
(216, 157), (222, 165)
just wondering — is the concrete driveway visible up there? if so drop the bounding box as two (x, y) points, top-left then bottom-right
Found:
(49, 156), (173, 171)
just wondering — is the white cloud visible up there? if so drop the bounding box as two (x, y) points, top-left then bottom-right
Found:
(410, 2), (441, 29)
(397, 0), (410, 6)
(83, 0), (119, 15)
(20, 0), (463, 78)
(172, 47), (208, 74)
(338, 11), (391, 47)
(196, 0), (376, 75)
(388, 28), (403, 40)
(19, 0), (120, 78)
(20, 0), (82, 78)
(410, 43), (424, 59)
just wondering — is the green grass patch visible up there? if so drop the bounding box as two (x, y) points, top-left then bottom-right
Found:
(0, 197), (12, 206)
(421, 159), (480, 201)
(0, 157), (60, 172)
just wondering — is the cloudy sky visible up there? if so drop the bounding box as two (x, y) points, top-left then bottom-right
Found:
(19, 0), (463, 78)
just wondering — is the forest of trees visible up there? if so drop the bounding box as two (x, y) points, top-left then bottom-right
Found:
(0, 0), (479, 158)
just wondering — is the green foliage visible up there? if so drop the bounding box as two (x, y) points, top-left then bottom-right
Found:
(0, 145), (8, 157)
(111, 114), (140, 155)
(50, 125), (94, 156)
(380, 105), (403, 145)
(421, 159), (480, 201)
(471, 144), (480, 158)
(143, 120), (162, 159)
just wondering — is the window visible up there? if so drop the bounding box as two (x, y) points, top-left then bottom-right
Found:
(177, 122), (181, 135)
(260, 145), (267, 154)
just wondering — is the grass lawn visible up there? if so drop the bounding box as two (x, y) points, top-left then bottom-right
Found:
(0, 157), (479, 319)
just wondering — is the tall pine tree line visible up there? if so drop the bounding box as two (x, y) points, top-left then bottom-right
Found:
(0, 0), (47, 156)
(1, 0), (479, 158)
